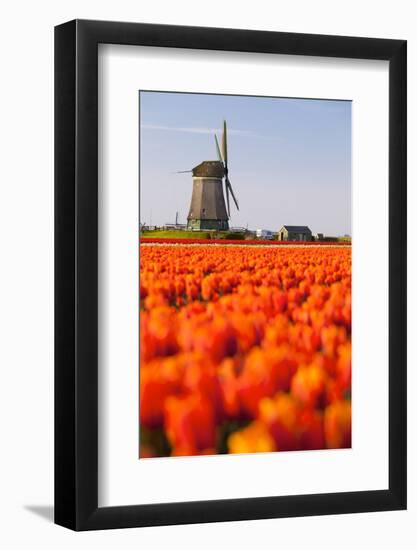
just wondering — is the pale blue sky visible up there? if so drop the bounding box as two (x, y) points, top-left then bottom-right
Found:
(139, 91), (351, 236)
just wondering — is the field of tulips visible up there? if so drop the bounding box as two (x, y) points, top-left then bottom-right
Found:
(139, 244), (351, 458)
(141, 237), (349, 245)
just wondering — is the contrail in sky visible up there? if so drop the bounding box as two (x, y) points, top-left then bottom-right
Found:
(141, 123), (261, 138)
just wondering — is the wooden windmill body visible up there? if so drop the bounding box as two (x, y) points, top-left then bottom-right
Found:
(182, 121), (239, 231)
(187, 161), (229, 230)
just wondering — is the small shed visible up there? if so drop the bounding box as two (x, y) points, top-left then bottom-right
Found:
(277, 225), (312, 242)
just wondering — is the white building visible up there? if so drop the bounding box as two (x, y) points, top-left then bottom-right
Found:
(256, 229), (274, 240)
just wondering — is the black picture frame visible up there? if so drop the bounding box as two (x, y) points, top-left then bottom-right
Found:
(55, 19), (407, 531)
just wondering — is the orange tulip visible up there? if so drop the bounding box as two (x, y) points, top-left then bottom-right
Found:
(228, 421), (276, 454)
(291, 363), (327, 408)
(238, 346), (296, 416)
(258, 393), (300, 451)
(164, 395), (217, 456)
(140, 360), (182, 428)
(324, 400), (351, 448)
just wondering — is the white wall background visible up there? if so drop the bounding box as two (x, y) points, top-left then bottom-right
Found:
(0, 0), (415, 548)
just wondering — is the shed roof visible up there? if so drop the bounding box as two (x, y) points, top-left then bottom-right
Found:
(280, 225), (312, 233)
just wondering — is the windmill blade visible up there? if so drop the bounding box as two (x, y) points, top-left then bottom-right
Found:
(226, 177), (239, 210)
(225, 181), (230, 217)
(174, 169), (192, 173)
(214, 134), (224, 164)
(221, 120), (228, 168)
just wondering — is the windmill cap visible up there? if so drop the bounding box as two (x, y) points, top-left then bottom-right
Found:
(192, 161), (225, 178)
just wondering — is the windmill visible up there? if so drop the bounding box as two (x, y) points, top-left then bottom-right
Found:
(179, 121), (239, 231)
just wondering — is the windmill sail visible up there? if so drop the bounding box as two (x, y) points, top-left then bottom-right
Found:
(221, 121), (238, 212)
(225, 182), (231, 216)
(221, 120), (228, 168)
(226, 177), (239, 210)
(214, 134), (223, 163)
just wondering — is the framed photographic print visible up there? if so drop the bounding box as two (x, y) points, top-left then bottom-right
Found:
(55, 19), (407, 530)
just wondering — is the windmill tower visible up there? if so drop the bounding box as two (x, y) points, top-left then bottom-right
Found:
(179, 121), (239, 231)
